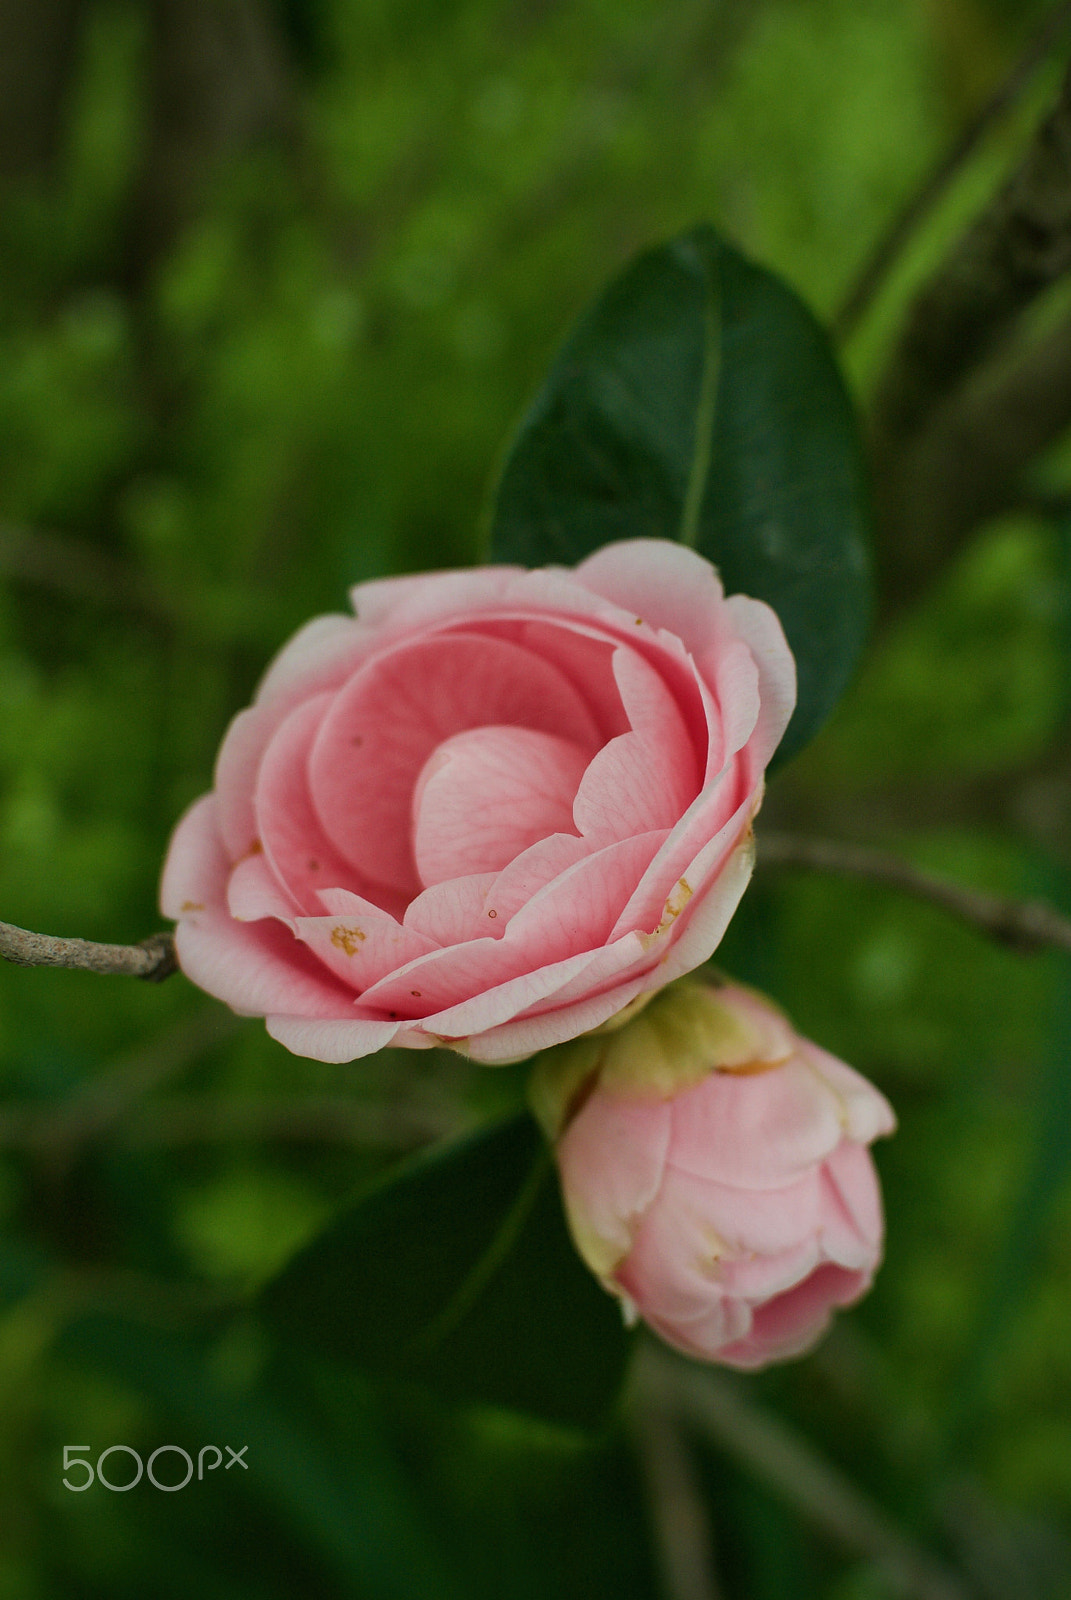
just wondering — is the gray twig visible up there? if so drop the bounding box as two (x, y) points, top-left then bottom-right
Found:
(0, 920), (177, 980)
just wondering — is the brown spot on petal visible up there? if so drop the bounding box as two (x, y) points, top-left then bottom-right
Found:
(351, 735), (363, 747)
(410, 989), (422, 997)
(307, 858), (320, 872)
(180, 901), (204, 913)
(715, 1056), (785, 1077)
(638, 877), (693, 951)
(487, 908), (498, 919)
(634, 616), (643, 626)
(330, 925), (366, 956)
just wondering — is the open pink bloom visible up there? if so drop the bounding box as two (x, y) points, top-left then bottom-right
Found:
(532, 982), (895, 1368)
(160, 540), (795, 1064)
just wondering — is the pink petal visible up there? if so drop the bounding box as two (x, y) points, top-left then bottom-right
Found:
(518, 936), (656, 1012)
(635, 809), (758, 982)
(722, 594), (796, 761)
(160, 795), (358, 1019)
(214, 702), (287, 860)
(265, 1015), (405, 1062)
(575, 537), (796, 774)
(403, 874), (499, 944)
(253, 613), (368, 705)
(641, 1295), (753, 1360)
(161, 793), (226, 918)
(294, 894), (438, 990)
(349, 566), (524, 639)
(571, 646), (702, 844)
(821, 1140), (885, 1258)
(717, 1264), (868, 1369)
(501, 831), (666, 966)
(667, 1059), (845, 1189)
(360, 939), (615, 1036)
(307, 631), (602, 895)
(227, 851), (299, 922)
(484, 833), (595, 923)
(174, 912), (362, 1018)
(573, 732), (689, 843)
(557, 1095), (674, 1275)
(459, 968), (656, 1064)
(506, 620), (628, 741)
(655, 1166), (826, 1260)
(411, 725), (589, 886)
(800, 1043), (897, 1144)
(701, 636), (761, 773)
(574, 539), (729, 647)
(613, 644), (697, 758)
(254, 693), (384, 916)
(714, 1237), (824, 1302)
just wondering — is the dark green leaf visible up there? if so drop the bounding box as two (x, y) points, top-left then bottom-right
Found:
(258, 1114), (632, 1430)
(488, 224), (872, 763)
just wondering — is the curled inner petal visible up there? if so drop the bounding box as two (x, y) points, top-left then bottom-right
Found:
(411, 725), (590, 887)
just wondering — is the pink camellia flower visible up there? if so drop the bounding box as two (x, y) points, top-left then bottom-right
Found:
(530, 980), (896, 1368)
(160, 540), (794, 1064)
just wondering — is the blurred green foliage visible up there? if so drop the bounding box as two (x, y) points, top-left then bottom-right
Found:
(1, 0), (1070, 1595)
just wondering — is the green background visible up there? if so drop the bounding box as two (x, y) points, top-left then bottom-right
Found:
(1, 0), (1070, 1594)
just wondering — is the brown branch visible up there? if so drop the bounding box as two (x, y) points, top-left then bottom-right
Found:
(836, 0), (1071, 340)
(0, 920), (177, 980)
(757, 833), (1071, 955)
(631, 1345), (724, 1600)
(872, 302), (1071, 619)
(657, 1350), (970, 1600)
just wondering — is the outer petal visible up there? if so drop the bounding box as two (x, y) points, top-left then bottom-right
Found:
(575, 539), (795, 770)
(666, 1059), (846, 1189)
(715, 1264), (870, 1370)
(459, 967), (655, 1064)
(557, 1095), (674, 1277)
(162, 795), (357, 1019)
(253, 613), (368, 705)
(265, 1015), (406, 1062)
(161, 793), (224, 919)
(254, 693), (374, 915)
(800, 1042), (898, 1145)
(721, 593), (797, 771)
(574, 539), (729, 647)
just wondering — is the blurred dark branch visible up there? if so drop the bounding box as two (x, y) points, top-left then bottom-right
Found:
(872, 58), (1071, 454)
(0, 0), (87, 182)
(758, 833), (1071, 954)
(836, 1), (1071, 340)
(0, 919), (176, 979)
(875, 305), (1071, 608)
(654, 1349), (971, 1600)
(130, 0), (299, 281)
(0, 520), (170, 619)
(869, 55), (1071, 622)
(631, 1347), (724, 1600)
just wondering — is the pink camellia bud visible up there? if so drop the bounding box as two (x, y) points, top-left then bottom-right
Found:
(529, 979), (895, 1369)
